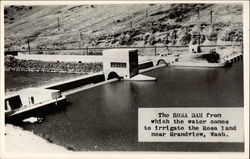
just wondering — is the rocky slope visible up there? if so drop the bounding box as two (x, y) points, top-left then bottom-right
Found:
(5, 56), (102, 73)
(4, 4), (243, 52)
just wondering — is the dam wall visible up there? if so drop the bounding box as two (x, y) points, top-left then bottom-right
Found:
(5, 60), (158, 113)
(138, 61), (154, 70)
(44, 61), (155, 92)
(45, 73), (105, 92)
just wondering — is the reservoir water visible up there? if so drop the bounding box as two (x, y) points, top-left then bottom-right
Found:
(6, 61), (244, 151)
(5, 71), (83, 92)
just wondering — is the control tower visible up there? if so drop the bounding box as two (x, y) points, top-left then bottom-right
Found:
(103, 49), (139, 80)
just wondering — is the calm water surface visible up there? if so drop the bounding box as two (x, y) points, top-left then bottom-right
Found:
(5, 71), (83, 91)
(7, 62), (244, 151)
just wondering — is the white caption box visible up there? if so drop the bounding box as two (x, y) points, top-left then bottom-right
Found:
(138, 108), (244, 142)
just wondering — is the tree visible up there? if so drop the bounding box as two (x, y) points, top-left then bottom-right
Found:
(205, 49), (220, 63)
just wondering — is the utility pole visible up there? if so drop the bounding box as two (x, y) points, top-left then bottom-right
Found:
(154, 46), (157, 56)
(79, 32), (82, 41)
(180, 4), (183, 22)
(27, 39), (30, 54)
(57, 17), (60, 31)
(78, 32), (81, 48)
(196, 7), (200, 19)
(146, 10), (148, 18)
(241, 41), (243, 53)
(165, 35), (169, 45)
(197, 33), (201, 46)
(130, 21), (133, 29)
(210, 11), (213, 24)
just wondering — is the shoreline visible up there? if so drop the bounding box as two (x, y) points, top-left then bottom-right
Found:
(5, 124), (71, 153)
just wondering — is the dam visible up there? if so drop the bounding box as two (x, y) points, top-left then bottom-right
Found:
(5, 49), (162, 121)
(4, 48), (244, 151)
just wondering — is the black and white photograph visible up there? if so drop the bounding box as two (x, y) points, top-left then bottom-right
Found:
(0, 1), (249, 158)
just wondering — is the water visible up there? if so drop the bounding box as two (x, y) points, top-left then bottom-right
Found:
(5, 71), (83, 92)
(7, 62), (244, 151)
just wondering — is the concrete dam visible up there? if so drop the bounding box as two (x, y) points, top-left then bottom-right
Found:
(5, 49), (166, 121)
(4, 47), (244, 151)
(5, 46), (243, 122)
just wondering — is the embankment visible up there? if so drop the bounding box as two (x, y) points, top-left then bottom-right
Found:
(5, 124), (71, 153)
(5, 56), (103, 74)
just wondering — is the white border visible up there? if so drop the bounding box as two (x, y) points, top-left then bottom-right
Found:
(0, 1), (249, 159)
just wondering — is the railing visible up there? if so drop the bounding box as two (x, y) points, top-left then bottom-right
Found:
(6, 44), (243, 56)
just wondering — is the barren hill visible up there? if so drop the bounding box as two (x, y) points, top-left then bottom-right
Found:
(4, 4), (243, 52)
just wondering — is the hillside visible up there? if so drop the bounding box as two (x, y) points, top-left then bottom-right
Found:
(4, 4), (243, 52)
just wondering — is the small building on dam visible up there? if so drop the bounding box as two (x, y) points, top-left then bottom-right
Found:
(103, 49), (139, 80)
(5, 88), (65, 121)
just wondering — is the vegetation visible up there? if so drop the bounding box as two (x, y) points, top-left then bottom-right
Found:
(201, 49), (220, 63)
(4, 4), (243, 52)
